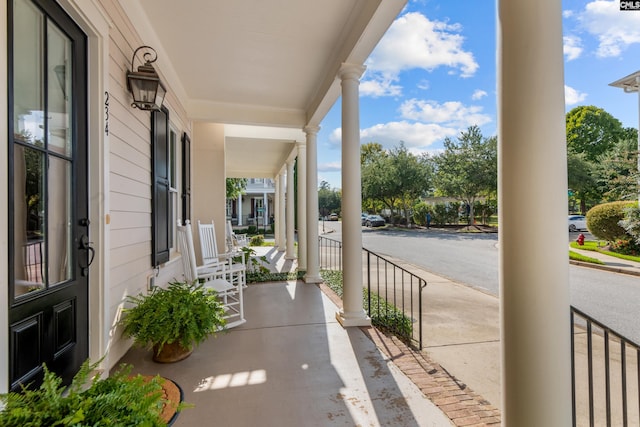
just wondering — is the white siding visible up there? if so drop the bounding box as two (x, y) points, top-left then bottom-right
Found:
(99, 0), (190, 367)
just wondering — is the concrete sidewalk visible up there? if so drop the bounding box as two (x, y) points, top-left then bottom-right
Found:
(385, 242), (640, 426)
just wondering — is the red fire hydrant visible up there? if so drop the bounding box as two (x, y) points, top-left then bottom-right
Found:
(576, 233), (585, 246)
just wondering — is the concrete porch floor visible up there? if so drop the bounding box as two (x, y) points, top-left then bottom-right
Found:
(117, 278), (454, 426)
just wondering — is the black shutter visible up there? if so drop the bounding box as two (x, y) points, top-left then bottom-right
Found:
(181, 133), (191, 222)
(151, 107), (170, 266)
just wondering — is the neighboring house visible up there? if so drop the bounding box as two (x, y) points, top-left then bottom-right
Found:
(1, 1), (580, 424)
(228, 178), (275, 227)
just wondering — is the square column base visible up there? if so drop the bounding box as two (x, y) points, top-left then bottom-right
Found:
(336, 310), (371, 327)
(303, 274), (322, 284)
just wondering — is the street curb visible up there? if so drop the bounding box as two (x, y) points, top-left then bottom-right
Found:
(569, 259), (640, 277)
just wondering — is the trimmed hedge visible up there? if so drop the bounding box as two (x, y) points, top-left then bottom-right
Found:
(586, 201), (637, 242)
(319, 270), (413, 344)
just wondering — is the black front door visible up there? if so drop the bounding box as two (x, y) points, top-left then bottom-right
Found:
(8, 0), (89, 391)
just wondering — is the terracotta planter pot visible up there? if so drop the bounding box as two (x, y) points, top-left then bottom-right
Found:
(152, 341), (193, 363)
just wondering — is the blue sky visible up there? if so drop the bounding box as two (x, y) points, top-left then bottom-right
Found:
(316, 0), (640, 189)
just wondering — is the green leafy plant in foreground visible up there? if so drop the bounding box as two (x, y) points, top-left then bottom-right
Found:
(0, 359), (184, 427)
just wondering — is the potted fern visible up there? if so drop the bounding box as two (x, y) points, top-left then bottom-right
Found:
(120, 280), (226, 362)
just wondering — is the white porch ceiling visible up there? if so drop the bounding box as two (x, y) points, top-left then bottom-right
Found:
(124, 0), (406, 177)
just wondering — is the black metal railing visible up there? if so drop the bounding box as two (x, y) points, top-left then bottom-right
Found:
(319, 236), (427, 349)
(571, 306), (640, 426)
(24, 239), (44, 283)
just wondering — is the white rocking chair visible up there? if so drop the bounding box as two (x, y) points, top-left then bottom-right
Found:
(177, 220), (246, 329)
(198, 220), (246, 289)
(226, 220), (248, 252)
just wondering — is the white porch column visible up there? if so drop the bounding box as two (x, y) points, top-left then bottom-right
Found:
(337, 64), (370, 327)
(296, 142), (307, 269)
(261, 191), (266, 230)
(304, 126), (322, 283)
(263, 192), (268, 232)
(499, 1), (571, 425)
(237, 194), (243, 226)
(277, 171), (286, 252)
(285, 159), (296, 260)
(274, 175), (280, 248)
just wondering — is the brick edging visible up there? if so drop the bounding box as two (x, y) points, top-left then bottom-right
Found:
(316, 281), (502, 427)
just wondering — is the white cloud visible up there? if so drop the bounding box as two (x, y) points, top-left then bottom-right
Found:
(471, 90), (487, 100)
(330, 121), (466, 153)
(329, 98), (491, 152)
(564, 35), (583, 61)
(578, 0), (640, 57)
(360, 76), (402, 98)
(318, 162), (341, 172)
(565, 85), (588, 105)
(359, 121), (459, 151)
(361, 11), (478, 97)
(399, 99), (491, 127)
(417, 79), (430, 90)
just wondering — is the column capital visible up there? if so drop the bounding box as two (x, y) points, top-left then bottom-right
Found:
(296, 140), (306, 150)
(304, 125), (320, 136)
(339, 63), (366, 81)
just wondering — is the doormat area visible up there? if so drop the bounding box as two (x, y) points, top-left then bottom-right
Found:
(141, 375), (183, 425)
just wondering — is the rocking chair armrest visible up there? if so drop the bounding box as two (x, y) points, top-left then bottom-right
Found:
(197, 262), (227, 276)
(217, 251), (238, 260)
(200, 258), (227, 267)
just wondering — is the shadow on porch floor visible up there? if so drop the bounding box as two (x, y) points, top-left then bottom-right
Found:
(117, 279), (453, 426)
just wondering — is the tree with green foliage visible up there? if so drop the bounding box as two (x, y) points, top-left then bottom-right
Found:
(565, 106), (637, 212)
(361, 142), (396, 215)
(389, 143), (431, 224)
(432, 126), (497, 224)
(566, 105), (626, 162)
(567, 151), (598, 214)
(361, 142), (431, 223)
(318, 180), (341, 218)
(594, 137), (639, 202)
(226, 178), (248, 199)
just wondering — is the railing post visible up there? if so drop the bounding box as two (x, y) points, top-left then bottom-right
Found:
(622, 341), (628, 427)
(605, 331), (611, 427)
(419, 280), (425, 350)
(588, 320), (594, 427)
(571, 309), (576, 427)
(367, 251), (371, 316)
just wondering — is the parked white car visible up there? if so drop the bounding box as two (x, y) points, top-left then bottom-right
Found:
(568, 215), (587, 232)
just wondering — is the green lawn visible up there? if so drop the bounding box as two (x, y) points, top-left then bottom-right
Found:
(570, 241), (640, 263)
(569, 250), (604, 264)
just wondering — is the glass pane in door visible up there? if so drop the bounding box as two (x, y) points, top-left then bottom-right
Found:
(47, 21), (72, 157)
(13, 0), (44, 147)
(13, 145), (46, 297)
(48, 157), (72, 285)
